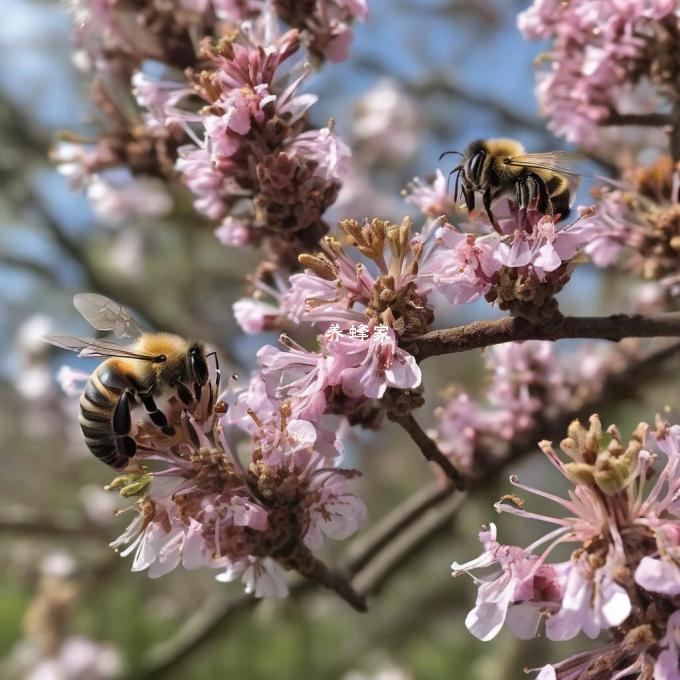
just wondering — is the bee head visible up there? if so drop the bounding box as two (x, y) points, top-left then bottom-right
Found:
(188, 343), (209, 385)
(464, 140), (487, 189)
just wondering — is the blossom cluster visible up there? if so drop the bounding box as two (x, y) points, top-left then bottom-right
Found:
(585, 156), (680, 301)
(452, 415), (680, 678)
(432, 340), (612, 472)
(256, 329), (421, 428)
(106, 369), (366, 599)
(518, 0), (679, 147)
(168, 27), (351, 267)
(236, 201), (599, 348)
(57, 1), (364, 259)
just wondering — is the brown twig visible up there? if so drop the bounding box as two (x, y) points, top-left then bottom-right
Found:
(0, 253), (61, 286)
(303, 555), (367, 612)
(408, 313), (680, 361)
(601, 111), (672, 127)
(24, 187), (233, 356)
(389, 413), (465, 489)
(670, 98), (680, 163)
(1, 507), (101, 538)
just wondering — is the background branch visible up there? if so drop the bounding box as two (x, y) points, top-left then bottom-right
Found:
(354, 56), (618, 175)
(670, 98), (680, 163)
(0, 507), (101, 538)
(389, 413), (464, 488)
(601, 111), (671, 127)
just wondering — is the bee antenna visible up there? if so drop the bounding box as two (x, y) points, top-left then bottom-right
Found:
(439, 149), (464, 162)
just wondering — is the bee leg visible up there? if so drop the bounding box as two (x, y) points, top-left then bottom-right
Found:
(482, 186), (501, 233)
(515, 178), (533, 229)
(550, 188), (571, 221)
(174, 381), (194, 406)
(112, 390), (137, 460)
(461, 175), (475, 212)
(205, 351), (221, 413)
(139, 392), (176, 437)
(530, 173), (553, 218)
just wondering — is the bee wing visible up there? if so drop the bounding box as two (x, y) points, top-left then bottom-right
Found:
(73, 294), (145, 339)
(506, 151), (585, 177)
(44, 335), (158, 361)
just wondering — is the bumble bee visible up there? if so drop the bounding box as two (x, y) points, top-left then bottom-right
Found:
(441, 138), (581, 231)
(45, 294), (219, 468)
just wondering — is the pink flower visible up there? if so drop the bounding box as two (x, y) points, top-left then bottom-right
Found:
(405, 169), (458, 217)
(131, 72), (192, 135)
(545, 553), (631, 641)
(635, 553), (680, 597)
(432, 226), (500, 303)
(287, 127), (351, 183)
(85, 172), (173, 226)
(493, 208), (592, 281)
(216, 556), (289, 598)
(656, 611), (680, 680)
(323, 23), (354, 62)
(433, 340), (591, 471)
(332, 330), (421, 399)
(56, 366), (91, 398)
(257, 340), (333, 420)
(336, 0), (369, 21)
(175, 146), (231, 221)
(233, 298), (280, 334)
(258, 328), (421, 414)
(451, 524), (559, 641)
(215, 216), (251, 247)
(304, 469), (367, 548)
(233, 274), (291, 333)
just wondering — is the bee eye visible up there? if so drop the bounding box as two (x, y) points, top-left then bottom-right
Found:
(155, 354), (167, 363)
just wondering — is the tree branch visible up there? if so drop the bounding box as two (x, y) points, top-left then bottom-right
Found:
(601, 111), (671, 127)
(408, 313), (680, 361)
(0, 253), (61, 286)
(389, 413), (465, 489)
(24, 187), (232, 356)
(1, 507), (101, 538)
(670, 98), (680, 163)
(353, 492), (466, 598)
(343, 481), (457, 575)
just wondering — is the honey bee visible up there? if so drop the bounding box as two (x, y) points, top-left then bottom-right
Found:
(441, 138), (581, 231)
(45, 294), (219, 468)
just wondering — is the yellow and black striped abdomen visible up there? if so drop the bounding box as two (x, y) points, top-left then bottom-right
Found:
(79, 359), (132, 468)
